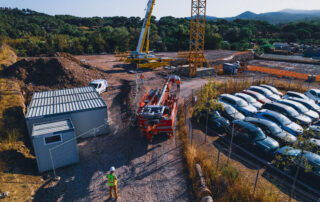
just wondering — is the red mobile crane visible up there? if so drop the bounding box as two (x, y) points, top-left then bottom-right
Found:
(137, 75), (180, 141)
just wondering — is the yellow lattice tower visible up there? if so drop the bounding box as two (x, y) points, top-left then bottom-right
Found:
(189, 0), (208, 77)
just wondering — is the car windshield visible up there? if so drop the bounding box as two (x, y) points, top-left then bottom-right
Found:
(309, 101), (320, 110)
(89, 83), (98, 88)
(277, 114), (292, 125)
(236, 99), (248, 107)
(261, 88), (273, 96)
(267, 86), (278, 94)
(293, 103), (308, 113)
(212, 111), (221, 119)
(252, 127), (266, 141)
(225, 106), (236, 114)
(270, 124), (282, 134)
(253, 92), (265, 100)
(244, 95), (255, 102)
(287, 108), (299, 117)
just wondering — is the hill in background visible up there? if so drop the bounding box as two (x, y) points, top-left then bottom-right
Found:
(207, 9), (320, 24)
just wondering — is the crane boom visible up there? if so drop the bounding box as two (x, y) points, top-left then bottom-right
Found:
(136, 0), (156, 53)
(126, 0), (172, 69)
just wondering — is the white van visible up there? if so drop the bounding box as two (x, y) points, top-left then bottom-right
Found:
(89, 79), (108, 94)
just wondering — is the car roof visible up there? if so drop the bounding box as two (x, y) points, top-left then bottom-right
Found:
(286, 91), (304, 96)
(265, 102), (295, 111)
(235, 92), (252, 99)
(260, 84), (277, 90)
(245, 117), (278, 128)
(309, 89), (320, 94)
(220, 94), (243, 102)
(258, 109), (287, 118)
(303, 151), (320, 165)
(219, 102), (236, 110)
(277, 146), (301, 156)
(278, 99), (305, 108)
(90, 79), (106, 84)
(288, 97), (311, 104)
(243, 89), (261, 96)
(233, 120), (261, 132)
(249, 86), (270, 92)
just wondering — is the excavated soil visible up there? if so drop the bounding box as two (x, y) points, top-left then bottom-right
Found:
(2, 56), (107, 103)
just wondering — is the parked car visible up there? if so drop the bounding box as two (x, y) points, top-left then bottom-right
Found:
(255, 109), (303, 136)
(288, 97), (320, 116)
(248, 86), (281, 101)
(309, 138), (320, 154)
(89, 79), (108, 94)
(274, 146), (320, 179)
(299, 138), (320, 154)
(242, 90), (271, 104)
(245, 117), (297, 146)
(235, 93), (262, 109)
(277, 99), (319, 123)
(260, 84), (283, 96)
(207, 111), (231, 134)
(233, 120), (279, 155)
(219, 94), (257, 116)
(283, 91), (312, 101)
(307, 125), (320, 139)
(262, 102), (312, 126)
(218, 102), (245, 122)
(305, 89), (320, 104)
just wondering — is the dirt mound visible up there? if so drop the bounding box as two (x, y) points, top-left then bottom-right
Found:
(3, 56), (106, 102)
(54, 52), (92, 69)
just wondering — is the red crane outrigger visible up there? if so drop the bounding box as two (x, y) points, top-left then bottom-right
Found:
(137, 75), (180, 141)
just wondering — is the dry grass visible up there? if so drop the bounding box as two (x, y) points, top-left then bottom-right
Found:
(197, 78), (310, 102)
(0, 79), (25, 143)
(0, 78), (44, 201)
(177, 106), (278, 202)
(0, 44), (17, 67)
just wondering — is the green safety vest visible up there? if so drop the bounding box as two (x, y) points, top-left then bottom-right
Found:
(107, 173), (117, 187)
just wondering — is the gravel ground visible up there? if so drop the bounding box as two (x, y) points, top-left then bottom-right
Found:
(249, 60), (320, 75)
(31, 54), (210, 202)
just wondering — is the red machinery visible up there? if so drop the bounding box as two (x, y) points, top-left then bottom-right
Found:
(137, 75), (180, 141)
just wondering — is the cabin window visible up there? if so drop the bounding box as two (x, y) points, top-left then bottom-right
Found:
(45, 135), (62, 145)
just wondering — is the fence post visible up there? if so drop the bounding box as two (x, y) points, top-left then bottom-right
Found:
(227, 120), (235, 163)
(253, 167), (260, 196)
(217, 144), (221, 169)
(205, 109), (208, 143)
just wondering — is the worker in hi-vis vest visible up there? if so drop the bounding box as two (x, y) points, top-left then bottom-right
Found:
(107, 166), (118, 199)
(140, 73), (144, 85)
(176, 78), (181, 92)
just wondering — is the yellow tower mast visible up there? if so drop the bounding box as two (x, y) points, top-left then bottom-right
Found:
(189, 0), (208, 77)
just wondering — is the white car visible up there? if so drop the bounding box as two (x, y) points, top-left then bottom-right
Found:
(283, 91), (313, 102)
(305, 89), (320, 104)
(89, 79), (108, 94)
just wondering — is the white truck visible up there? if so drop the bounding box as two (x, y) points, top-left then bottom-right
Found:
(89, 79), (108, 94)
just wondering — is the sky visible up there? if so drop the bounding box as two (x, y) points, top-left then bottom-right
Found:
(1, 0), (320, 18)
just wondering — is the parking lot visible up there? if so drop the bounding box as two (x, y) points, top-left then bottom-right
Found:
(187, 79), (320, 201)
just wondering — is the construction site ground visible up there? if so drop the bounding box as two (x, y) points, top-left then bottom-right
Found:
(2, 50), (320, 201)
(29, 53), (218, 202)
(249, 60), (320, 75)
